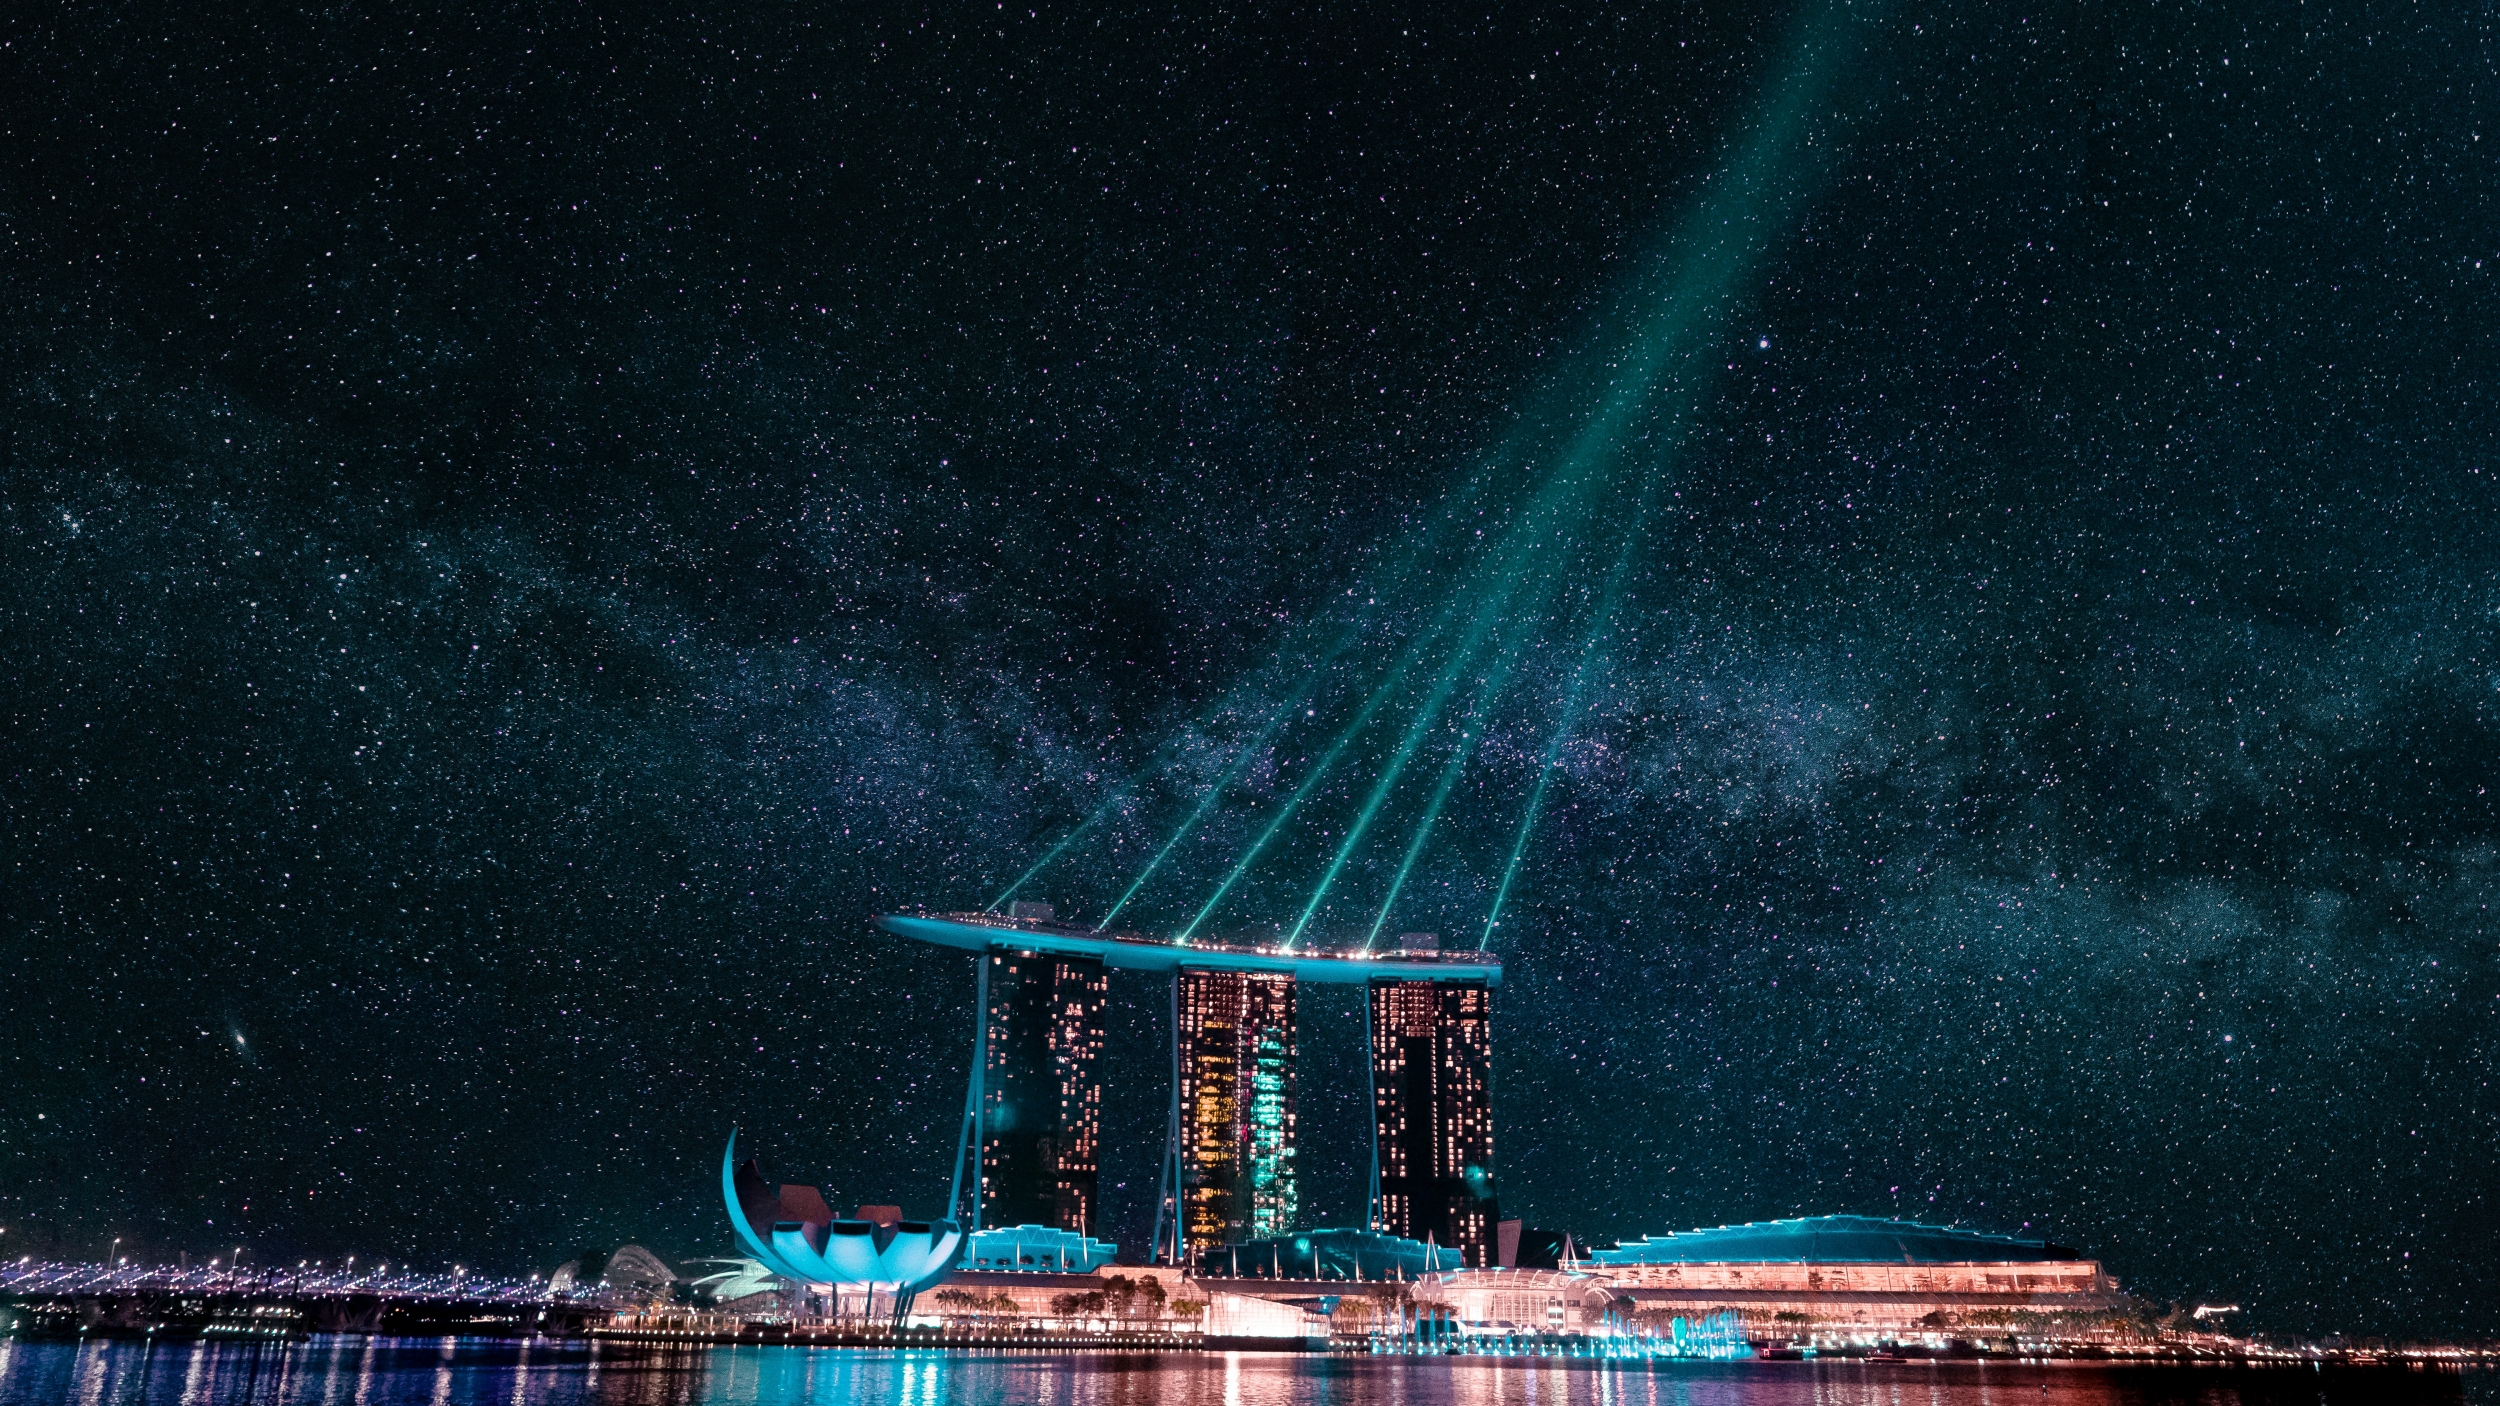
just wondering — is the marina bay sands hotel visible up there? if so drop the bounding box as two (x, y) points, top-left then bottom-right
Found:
(876, 906), (1504, 1267)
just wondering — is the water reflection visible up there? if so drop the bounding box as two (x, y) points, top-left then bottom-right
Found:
(0, 1340), (2480, 1406)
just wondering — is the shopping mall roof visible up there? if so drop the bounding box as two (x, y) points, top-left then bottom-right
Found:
(1195, 1228), (1461, 1282)
(957, 1224), (1118, 1273)
(1586, 1215), (2079, 1266)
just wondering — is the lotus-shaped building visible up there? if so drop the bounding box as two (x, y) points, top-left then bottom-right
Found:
(721, 1132), (962, 1298)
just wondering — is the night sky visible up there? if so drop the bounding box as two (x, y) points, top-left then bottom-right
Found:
(7, 0), (2498, 1342)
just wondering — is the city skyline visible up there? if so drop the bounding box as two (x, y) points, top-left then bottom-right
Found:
(8, 0), (2495, 1347)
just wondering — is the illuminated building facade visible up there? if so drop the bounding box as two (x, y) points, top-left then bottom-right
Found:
(1570, 1216), (2124, 1339)
(873, 910), (1505, 1266)
(980, 949), (1107, 1236)
(1177, 968), (1298, 1250)
(1369, 977), (1498, 1265)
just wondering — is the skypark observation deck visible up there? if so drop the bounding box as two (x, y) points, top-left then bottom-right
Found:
(874, 912), (1505, 985)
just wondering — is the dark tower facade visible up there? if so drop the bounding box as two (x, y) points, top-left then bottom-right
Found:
(1369, 978), (1497, 1266)
(1176, 969), (1299, 1252)
(979, 949), (1107, 1235)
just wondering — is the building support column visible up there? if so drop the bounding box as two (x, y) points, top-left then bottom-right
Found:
(946, 951), (989, 1232)
(1151, 973), (1185, 1264)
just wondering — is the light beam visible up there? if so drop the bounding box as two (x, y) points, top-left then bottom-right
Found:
(1093, 626), (1362, 931)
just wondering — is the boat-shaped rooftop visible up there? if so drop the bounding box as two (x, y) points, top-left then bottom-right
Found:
(875, 911), (1503, 985)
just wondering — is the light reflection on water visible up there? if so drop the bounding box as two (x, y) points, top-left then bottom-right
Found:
(0, 1339), (2482, 1406)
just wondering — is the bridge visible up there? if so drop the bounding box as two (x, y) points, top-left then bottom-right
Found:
(0, 1260), (602, 1339)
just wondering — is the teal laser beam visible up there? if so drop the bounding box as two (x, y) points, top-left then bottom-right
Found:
(990, 807), (1121, 913)
(1357, 593), (1560, 951)
(1548, 2), (1870, 484)
(1459, 0), (1874, 948)
(1358, 702), (1497, 953)
(1402, 0), (1872, 601)
(1358, 497), (1638, 934)
(1175, 694), (1385, 945)
(996, 471), (1507, 918)
(1478, 489), (1656, 950)
(1187, 0), (1877, 947)
(1175, 598), (1467, 944)
(1273, 385), (1645, 951)
(1168, 491), (1524, 945)
(1357, 720), (1476, 952)
(1094, 628), (1362, 931)
(989, 719), (1243, 912)
(1276, 627), (1483, 949)
(1477, 637), (1605, 952)
(1095, 711), (1292, 932)
(1281, 525), (1584, 950)
(1467, 4), (1874, 946)
(1265, 117), (1745, 950)
(989, 603), (1391, 914)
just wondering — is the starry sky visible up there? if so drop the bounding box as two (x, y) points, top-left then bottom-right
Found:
(6, 0), (2498, 1342)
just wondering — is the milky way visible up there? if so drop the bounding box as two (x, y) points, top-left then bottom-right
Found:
(5, 1), (2496, 1339)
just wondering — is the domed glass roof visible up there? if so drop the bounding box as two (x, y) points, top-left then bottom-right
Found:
(1586, 1215), (2078, 1265)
